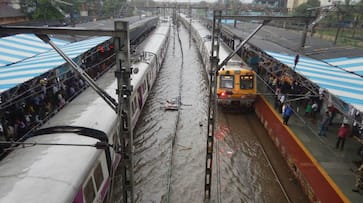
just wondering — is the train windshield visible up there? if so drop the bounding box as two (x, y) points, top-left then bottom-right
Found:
(220, 75), (234, 89)
(240, 75), (254, 89)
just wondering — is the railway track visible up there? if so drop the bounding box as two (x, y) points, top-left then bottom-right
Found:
(216, 110), (309, 202)
(132, 19), (308, 203)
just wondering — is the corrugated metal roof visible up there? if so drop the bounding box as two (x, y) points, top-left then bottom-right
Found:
(266, 51), (363, 112)
(0, 34), (69, 66)
(325, 57), (363, 76)
(0, 36), (111, 93)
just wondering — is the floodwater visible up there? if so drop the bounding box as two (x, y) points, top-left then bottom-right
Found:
(133, 23), (208, 203)
(127, 22), (307, 203)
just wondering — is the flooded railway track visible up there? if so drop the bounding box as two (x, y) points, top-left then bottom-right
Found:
(116, 20), (309, 203)
(215, 110), (309, 202)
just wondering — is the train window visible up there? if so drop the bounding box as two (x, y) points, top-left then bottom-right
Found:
(240, 75), (254, 89)
(220, 75), (234, 89)
(84, 178), (96, 203)
(94, 162), (104, 191)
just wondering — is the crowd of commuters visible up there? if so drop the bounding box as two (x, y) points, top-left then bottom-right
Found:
(243, 49), (363, 193)
(244, 48), (363, 150)
(245, 49), (363, 140)
(0, 44), (115, 154)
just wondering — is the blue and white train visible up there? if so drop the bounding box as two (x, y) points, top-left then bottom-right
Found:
(0, 18), (170, 203)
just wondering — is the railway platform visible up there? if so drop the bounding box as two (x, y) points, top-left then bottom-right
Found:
(256, 93), (363, 203)
(286, 106), (363, 203)
(218, 20), (363, 202)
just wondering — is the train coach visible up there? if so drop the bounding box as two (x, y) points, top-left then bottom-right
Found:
(178, 14), (256, 108)
(0, 18), (170, 203)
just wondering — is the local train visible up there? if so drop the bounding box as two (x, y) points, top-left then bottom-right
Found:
(0, 18), (170, 203)
(178, 14), (256, 107)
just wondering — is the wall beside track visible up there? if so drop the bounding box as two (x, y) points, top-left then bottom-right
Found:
(254, 95), (347, 203)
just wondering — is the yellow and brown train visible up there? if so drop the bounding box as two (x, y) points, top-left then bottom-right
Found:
(217, 66), (256, 107)
(178, 14), (257, 108)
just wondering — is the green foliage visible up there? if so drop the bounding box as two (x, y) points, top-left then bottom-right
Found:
(103, 0), (123, 17)
(20, 0), (37, 18)
(294, 0), (320, 16)
(20, 0), (64, 20)
(33, 0), (64, 20)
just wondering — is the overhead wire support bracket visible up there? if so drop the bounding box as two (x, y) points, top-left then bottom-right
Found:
(218, 20), (269, 70)
(35, 34), (118, 112)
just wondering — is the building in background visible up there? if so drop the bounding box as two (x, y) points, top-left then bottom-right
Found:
(0, 0), (27, 25)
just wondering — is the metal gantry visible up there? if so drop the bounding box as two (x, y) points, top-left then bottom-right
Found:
(204, 10), (221, 200)
(114, 20), (134, 203)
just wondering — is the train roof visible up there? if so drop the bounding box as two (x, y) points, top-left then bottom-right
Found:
(0, 133), (100, 202)
(186, 17), (247, 69)
(142, 21), (170, 54)
(130, 20), (171, 90)
(0, 66), (119, 202)
(43, 19), (171, 132)
(41, 66), (118, 135)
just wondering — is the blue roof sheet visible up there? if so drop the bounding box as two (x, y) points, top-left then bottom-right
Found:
(266, 51), (363, 112)
(0, 34), (69, 66)
(0, 36), (111, 93)
(324, 57), (363, 76)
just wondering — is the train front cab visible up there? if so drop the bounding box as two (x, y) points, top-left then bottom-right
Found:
(217, 67), (256, 109)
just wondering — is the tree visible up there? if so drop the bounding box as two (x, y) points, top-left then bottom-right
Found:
(293, 0), (320, 16)
(33, 0), (64, 20)
(103, 0), (123, 17)
(20, 0), (64, 20)
(20, 0), (37, 18)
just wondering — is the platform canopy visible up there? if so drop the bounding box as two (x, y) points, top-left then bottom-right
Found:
(0, 36), (111, 93)
(324, 57), (363, 76)
(266, 51), (363, 112)
(0, 34), (69, 66)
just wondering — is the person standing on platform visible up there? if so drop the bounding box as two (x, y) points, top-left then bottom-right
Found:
(282, 103), (293, 125)
(328, 104), (338, 125)
(352, 164), (363, 193)
(304, 101), (313, 118)
(319, 111), (330, 136)
(294, 54), (300, 70)
(336, 123), (350, 150)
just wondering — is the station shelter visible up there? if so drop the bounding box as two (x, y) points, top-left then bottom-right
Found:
(262, 50), (363, 146)
(0, 33), (113, 144)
